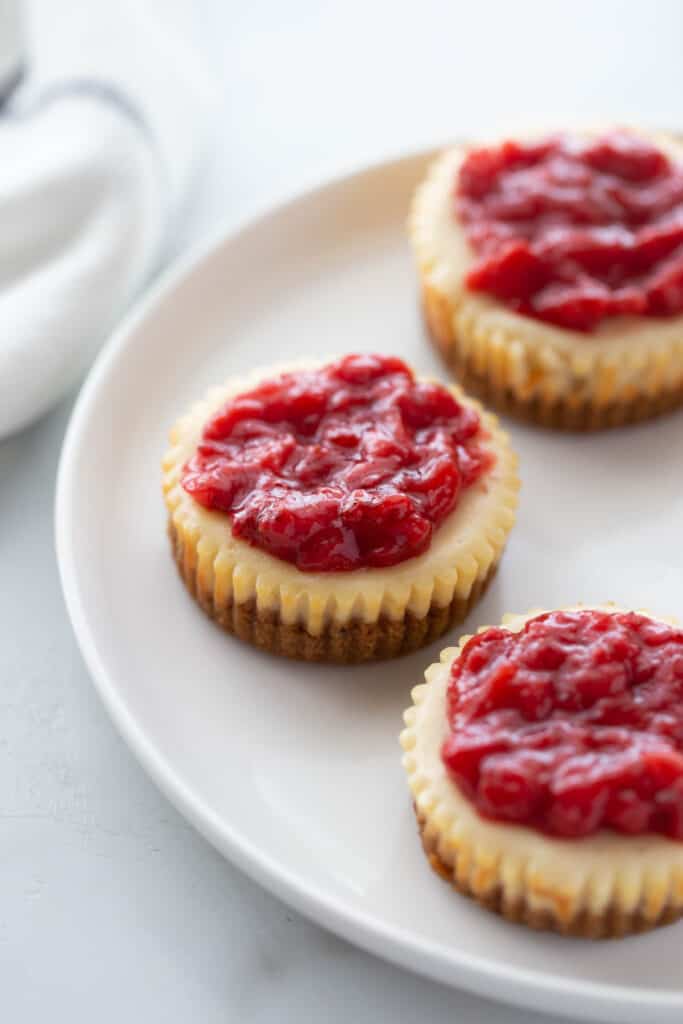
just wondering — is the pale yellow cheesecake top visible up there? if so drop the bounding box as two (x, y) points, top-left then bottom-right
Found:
(401, 606), (683, 913)
(162, 362), (519, 633)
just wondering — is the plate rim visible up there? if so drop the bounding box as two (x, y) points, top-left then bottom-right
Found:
(55, 147), (683, 1022)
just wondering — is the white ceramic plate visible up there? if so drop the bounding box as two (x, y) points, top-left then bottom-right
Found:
(56, 151), (683, 1023)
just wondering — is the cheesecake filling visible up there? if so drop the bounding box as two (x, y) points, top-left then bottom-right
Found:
(456, 132), (683, 332)
(442, 609), (683, 839)
(182, 354), (493, 572)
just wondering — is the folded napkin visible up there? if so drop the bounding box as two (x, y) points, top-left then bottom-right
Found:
(0, 0), (215, 438)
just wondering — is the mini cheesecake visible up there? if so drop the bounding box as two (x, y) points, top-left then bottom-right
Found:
(162, 354), (519, 663)
(401, 605), (683, 937)
(411, 127), (683, 430)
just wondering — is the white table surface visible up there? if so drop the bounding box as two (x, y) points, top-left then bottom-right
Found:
(3, 2), (683, 1019)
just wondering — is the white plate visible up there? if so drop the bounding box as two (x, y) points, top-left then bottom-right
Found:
(56, 151), (683, 1023)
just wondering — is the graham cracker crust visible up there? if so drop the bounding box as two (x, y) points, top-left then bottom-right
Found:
(169, 520), (497, 664)
(422, 283), (683, 432)
(415, 807), (683, 939)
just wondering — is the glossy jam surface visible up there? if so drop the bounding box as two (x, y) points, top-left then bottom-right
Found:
(455, 132), (683, 331)
(442, 610), (683, 839)
(181, 355), (492, 572)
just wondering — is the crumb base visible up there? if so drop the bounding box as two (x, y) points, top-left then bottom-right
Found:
(169, 520), (496, 664)
(422, 283), (683, 431)
(415, 807), (683, 939)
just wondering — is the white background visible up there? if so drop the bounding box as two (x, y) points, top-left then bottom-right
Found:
(3, 1), (683, 1019)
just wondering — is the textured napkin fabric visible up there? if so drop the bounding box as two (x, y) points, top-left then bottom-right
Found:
(0, 0), (214, 438)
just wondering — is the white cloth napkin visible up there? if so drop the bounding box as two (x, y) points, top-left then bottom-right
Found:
(0, 0), (215, 438)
